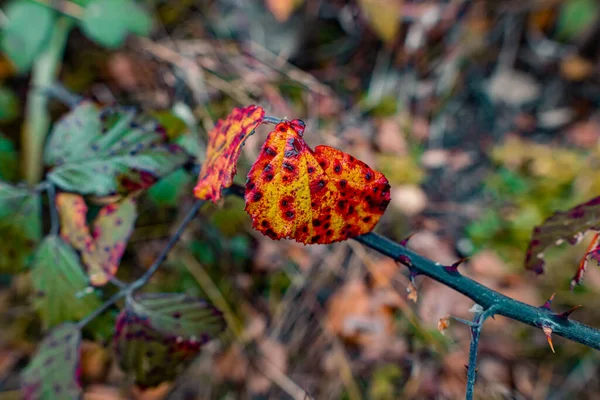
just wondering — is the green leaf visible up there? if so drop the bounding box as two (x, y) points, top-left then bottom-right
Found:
(80, 0), (152, 48)
(147, 168), (193, 206)
(44, 102), (190, 196)
(557, 0), (599, 40)
(115, 293), (225, 388)
(0, 0), (56, 72)
(21, 323), (82, 399)
(0, 182), (41, 273)
(0, 134), (19, 181)
(31, 236), (104, 329)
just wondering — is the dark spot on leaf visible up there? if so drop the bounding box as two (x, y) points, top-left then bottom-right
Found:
(340, 180), (347, 188)
(324, 222), (330, 229)
(285, 211), (295, 219)
(327, 230), (333, 236)
(265, 147), (276, 156)
(283, 162), (294, 171)
(253, 192), (263, 202)
(308, 166), (315, 173)
(266, 173), (274, 181)
(334, 164), (341, 173)
(261, 220), (268, 227)
(366, 172), (373, 181)
(362, 216), (371, 223)
(311, 235), (321, 243)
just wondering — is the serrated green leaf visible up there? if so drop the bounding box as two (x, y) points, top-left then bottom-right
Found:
(0, 182), (41, 273)
(80, 0), (152, 48)
(114, 293), (225, 387)
(0, 0), (56, 72)
(31, 236), (104, 329)
(44, 102), (190, 196)
(22, 323), (82, 400)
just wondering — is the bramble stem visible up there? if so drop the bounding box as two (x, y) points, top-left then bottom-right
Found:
(355, 232), (600, 350)
(465, 307), (497, 400)
(22, 17), (73, 184)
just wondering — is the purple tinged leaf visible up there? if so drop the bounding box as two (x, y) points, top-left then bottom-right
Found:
(525, 196), (600, 274)
(21, 324), (82, 400)
(571, 232), (600, 290)
(114, 293), (225, 388)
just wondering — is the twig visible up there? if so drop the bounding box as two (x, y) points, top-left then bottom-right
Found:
(46, 182), (59, 237)
(465, 306), (497, 400)
(77, 199), (205, 328)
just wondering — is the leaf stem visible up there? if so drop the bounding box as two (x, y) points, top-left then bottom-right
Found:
(22, 16), (73, 185)
(46, 182), (59, 236)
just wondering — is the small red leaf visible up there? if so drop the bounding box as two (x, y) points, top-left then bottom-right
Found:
(194, 105), (265, 202)
(525, 196), (600, 274)
(244, 119), (391, 244)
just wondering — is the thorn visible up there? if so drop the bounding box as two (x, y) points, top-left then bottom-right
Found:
(444, 258), (468, 273)
(541, 292), (556, 310)
(557, 305), (582, 320)
(542, 326), (555, 353)
(399, 234), (415, 247)
(406, 281), (418, 303)
(397, 254), (412, 267)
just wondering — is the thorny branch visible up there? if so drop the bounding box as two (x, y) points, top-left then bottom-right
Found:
(72, 169), (600, 397)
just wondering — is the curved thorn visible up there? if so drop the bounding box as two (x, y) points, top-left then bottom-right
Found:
(399, 233), (415, 247)
(557, 305), (582, 320)
(445, 258), (468, 273)
(541, 292), (556, 310)
(542, 326), (555, 353)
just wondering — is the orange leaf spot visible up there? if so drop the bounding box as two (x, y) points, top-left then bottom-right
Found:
(438, 316), (450, 335)
(194, 105), (265, 202)
(245, 119), (391, 244)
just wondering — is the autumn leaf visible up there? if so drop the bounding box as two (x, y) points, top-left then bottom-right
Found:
(572, 232), (600, 289)
(21, 324), (82, 400)
(56, 193), (137, 286)
(524, 196), (600, 274)
(245, 119), (391, 244)
(194, 105), (265, 202)
(114, 293), (225, 388)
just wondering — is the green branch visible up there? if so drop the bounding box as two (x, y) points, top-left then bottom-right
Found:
(22, 16), (73, 184)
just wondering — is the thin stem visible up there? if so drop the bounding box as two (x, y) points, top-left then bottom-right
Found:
(465, 306), (497, 400)
(78, 199), (205, 328)
(23, 17), (73, 184)
(263, 116), (283, 124)
(129, 199), (204, 292)
(47, 182), (59, 236)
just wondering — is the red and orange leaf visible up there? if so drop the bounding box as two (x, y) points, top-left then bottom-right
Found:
(57, 193), (137, 286)
(194, 105), (265, 202)
(56, 193), (93, 252)
(245, 119), (391, 244)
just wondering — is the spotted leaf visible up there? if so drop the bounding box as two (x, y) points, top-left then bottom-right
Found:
(0, 182), (41, 273)
(245, 119), (391, 244)
(21, 324), (82, 400)
(194, 105), (265, 202)
(31, 236), (104, 329)
(525, 196), (600, 274)
(56, 193), (137, 286)
(44, 102), (190, 196)
(114, 293), (225, 388)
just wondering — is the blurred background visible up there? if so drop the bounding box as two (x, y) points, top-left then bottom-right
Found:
(2, 0), (600, 398)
